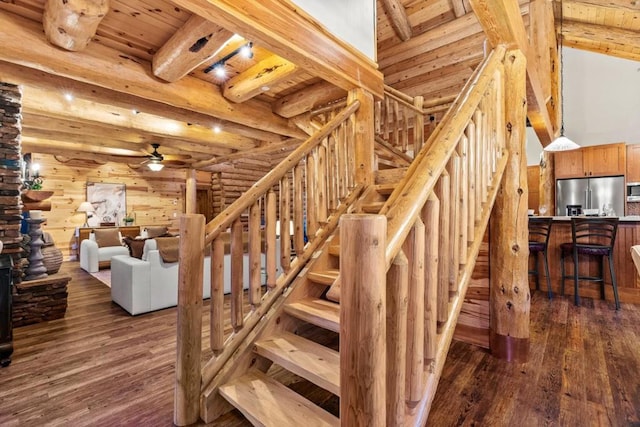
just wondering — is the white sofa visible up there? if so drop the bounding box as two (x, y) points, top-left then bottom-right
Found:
(80, 234), (129, 273)
(110, 238), (257, 315)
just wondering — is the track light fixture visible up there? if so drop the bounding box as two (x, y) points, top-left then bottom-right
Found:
(204, 42), (253, 78)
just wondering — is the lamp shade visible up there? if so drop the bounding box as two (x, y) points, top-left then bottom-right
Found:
(544, 135), (580, 152)
(77, 201), (94, 213)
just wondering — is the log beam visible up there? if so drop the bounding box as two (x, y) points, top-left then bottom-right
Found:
(469, 0), (555, 145)
(380, 0), (413, 41)
(489, 49), (530, 362)
(153, 15), (234, 82)
(43, 0), (109, 51)
(171, 0), (384, 99)
(272, 81), (346, 118)
(561, 20), (640, 62)
(223, 55), (298, 103)
(0, 10), (305, 139)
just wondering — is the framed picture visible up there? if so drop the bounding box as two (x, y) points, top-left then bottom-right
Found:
(86, 182), (126, 227)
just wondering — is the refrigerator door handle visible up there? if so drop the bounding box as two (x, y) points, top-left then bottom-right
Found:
(585, 188), (590, 210)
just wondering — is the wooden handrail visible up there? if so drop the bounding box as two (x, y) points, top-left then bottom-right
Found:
(203, 99), (361, 245)
(384, 45), (507, 268)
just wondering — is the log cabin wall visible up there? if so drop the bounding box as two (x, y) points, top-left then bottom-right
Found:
(30, 153), (211, 260)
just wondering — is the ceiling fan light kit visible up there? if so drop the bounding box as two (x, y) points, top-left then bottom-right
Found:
(147, 160), (164, 171)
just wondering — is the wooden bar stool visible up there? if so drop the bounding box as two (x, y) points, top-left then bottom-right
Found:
(529, 217), (553, 299)
(560, 217), (620, 310)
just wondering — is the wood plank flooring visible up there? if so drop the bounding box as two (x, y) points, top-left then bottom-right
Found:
(0, 262), (638, 426)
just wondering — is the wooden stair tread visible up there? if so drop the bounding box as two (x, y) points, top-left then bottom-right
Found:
(374, 183), (397, 195)
(328, 244), (340, 256)
(308, 269), (339, 285)
(219, 370), (339, 427)
(284, 298), (340, 333)
(361, 201), (385, 213)
(255, 332), (340, 396)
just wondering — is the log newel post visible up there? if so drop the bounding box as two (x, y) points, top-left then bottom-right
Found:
(489, 49), (530, 362)
(340, 214), (386, 427)
(348, 88), (375, 186)
(539, 151), (555, 214)
(174, 214), (205, 425)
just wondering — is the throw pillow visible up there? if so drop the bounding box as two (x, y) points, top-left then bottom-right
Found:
(93, 228), (122, 248)
(145, 226), (169, 238)
(123, 237), (147, 259)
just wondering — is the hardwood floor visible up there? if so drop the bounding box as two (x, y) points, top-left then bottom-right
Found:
(1, 262), (638, 426)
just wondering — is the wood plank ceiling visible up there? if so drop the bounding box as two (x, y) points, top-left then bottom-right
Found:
(0, 0), (637, 170)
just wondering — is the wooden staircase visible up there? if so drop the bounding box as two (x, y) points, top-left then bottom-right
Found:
(175, 45), (514, 427)
(214, 171), (403, 426)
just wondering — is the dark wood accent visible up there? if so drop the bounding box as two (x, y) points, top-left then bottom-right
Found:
(530, 219), (640, 304)
(527, 165), (540, 211)
(489, 329), (529, 362)
(554, 143), (626, 179)
(430, 292), (640, 425)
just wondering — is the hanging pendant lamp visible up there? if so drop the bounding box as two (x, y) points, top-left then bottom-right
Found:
(544, 1), (580, 152)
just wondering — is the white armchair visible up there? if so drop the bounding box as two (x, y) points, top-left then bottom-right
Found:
(80, 230), (129, 273)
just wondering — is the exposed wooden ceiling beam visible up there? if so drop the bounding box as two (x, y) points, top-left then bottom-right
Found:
(469, 0), (554, 145)
(272, 81), (346, 118)
(561, 20), (640, 62)
(171, 0), (384, 99)
(0, 10), (305, 139)
(193, 138), (299, 169)
(152, 14), (234, 82)
(0, 61), (286, 144)
(223, 55), (298, 103)
(380, 0), (413, 41)
(42, 0), (110, 51)
(21, 85), (257, 151)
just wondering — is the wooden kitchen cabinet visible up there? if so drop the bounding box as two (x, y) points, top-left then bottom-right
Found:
(554, 149), (583, 179)
(627, 144), (640, 183)
(554, 143), (626, 179)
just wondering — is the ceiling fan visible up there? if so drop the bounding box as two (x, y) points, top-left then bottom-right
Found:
(125, 143), (191, 171)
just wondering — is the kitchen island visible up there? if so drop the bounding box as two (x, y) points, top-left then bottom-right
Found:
(530, 216), (640, 305)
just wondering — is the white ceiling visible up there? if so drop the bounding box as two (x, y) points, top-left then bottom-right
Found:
(527, 47), (640, 165)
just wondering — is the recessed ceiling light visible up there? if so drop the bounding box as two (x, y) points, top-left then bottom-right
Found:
(213, 126), (221, 133)
(214, 64), (226, 78)
(63, 92), (74, 102)
(261, 86), (270, 92)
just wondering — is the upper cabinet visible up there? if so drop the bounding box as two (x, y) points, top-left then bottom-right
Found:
(555, 143), (626, 179)
(627, 144), (640, 183)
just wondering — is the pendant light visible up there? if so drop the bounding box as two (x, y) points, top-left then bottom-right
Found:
(544, 1), (580, 152)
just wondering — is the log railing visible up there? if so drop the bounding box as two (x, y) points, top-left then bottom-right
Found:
(375, 85), (425, 158)
(340, 45), (510, 426)
(174, 99), (362, 425)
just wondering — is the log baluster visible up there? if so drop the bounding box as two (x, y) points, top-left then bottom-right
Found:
(457, 135), (469, 266)
(265, 189), (277, 289)
(210, 237), (224, 353)
(386, 251), (408, 426)
(414, 96), (424, 154)
(317, 141), (328, 224)
(447, 154), (461, 297)
(279, 175), (291, 273)
(403, 218), (425, 407)
(230, 217), (244, 331)
(293, 164), (305, 256)
(248, 201), (262, 306)
(435, 173), (451, 327)
(306, 149), (318, 242)
(465, 120), (476, 243)
(422, 195), (439, 368)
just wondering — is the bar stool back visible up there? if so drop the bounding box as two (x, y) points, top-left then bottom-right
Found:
(529, 217), (554, 299)
(560, 217), (620, 310)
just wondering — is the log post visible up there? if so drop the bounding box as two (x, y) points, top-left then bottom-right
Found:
(348, 88), (375, 186)
(540, 151), (555, 214)
(489, 49), (530, 362)
(340, 214), (386, 427)
(174, 214), (205, 426)
(185, 168), (197, 214)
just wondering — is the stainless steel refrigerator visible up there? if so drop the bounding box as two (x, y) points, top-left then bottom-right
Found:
(556, 176), (625, 216)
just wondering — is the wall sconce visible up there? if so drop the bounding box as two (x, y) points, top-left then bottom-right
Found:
(204, 42), (253, 78)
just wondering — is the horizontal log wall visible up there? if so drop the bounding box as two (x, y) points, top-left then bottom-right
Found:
(30, 153), (211, 260)
(209, 159), (273, 217)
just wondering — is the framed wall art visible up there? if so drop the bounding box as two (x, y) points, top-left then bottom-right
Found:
(86, 182), (126, 227)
